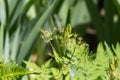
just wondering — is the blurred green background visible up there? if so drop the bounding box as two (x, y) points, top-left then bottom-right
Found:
(0, 0), (120, 66)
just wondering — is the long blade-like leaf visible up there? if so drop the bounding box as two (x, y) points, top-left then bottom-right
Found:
(4, 31), (9, 63)
(9, 0), (25, 29)
(104, 0), (115, 44)
(85, 0), (104, 41)
(17, 0), (58, 64)
(11, 26), (20, 61)
(0, 25), (4, 56)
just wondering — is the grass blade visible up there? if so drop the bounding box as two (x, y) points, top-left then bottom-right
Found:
(85, 0), (104, 41)
(104, 0), (115, 44)
(0, 0), (6, 25)
(4, 31), (9, 63)
(0, 25), (4, 55)
(4, 0), (9, 23)
(11, 26), (20, 61)
(9, 0), (24, 29)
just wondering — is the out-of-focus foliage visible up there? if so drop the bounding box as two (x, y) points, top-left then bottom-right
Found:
(0, 0), (60, 65)
(85, 0), (120, 44)
(53, 0), (120, 44)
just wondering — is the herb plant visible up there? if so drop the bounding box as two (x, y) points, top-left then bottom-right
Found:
(25, 25), (120, 80)
(0, 58), (33, 80)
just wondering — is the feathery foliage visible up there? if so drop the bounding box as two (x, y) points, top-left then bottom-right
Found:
(0, 58), (32, 80)
(25, 24), (120, 80)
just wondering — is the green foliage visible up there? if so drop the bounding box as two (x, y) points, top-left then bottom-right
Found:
(0, 24), (4, 55)
(0, 0), (61, 65)
(25, 59), (53, 80)
(25, 25), (120, 80)
(17, 0), (58, 65)
(84, 0), (120, 44)
(0, 58), (32, 80)
(1, 0), (120, 79)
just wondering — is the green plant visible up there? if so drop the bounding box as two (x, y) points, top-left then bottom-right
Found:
(0, 58), (32, 80)
(24, 25), (120, 80)
(0, 0), (61, 65)
(1, 0), (120, 79)
(84, 0), (120, 44)
(51, 0), (120, 45)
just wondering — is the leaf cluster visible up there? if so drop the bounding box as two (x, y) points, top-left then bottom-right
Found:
(24, 24), (120, 80)
(0, 58), (32, 80)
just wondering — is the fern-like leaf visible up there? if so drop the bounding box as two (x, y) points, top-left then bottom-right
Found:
(0, 59), (31, 80)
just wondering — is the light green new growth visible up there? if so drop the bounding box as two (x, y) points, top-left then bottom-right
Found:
(26, 24), (120, 80)
(0, 58), (32, 80)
